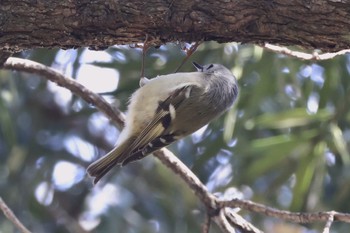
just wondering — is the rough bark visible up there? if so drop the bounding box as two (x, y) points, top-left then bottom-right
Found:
(1, 0), (350, 52)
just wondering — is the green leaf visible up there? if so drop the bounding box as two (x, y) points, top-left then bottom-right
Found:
(249, 108), (332, 129)
(330, 123), (350, 165)
(290, 142), (325, 211)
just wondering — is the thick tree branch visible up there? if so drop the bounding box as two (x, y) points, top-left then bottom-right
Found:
(1, 0), (350, 52)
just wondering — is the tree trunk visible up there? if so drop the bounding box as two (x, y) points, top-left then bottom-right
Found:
(1, 0), (349, 52)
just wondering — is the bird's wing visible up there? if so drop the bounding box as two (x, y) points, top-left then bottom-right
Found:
(119, 85), (195, 165)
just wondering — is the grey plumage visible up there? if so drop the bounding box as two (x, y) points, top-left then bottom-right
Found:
(87, 62), (238, 184)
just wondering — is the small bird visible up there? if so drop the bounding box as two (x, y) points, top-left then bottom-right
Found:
(87, 62), (239, 184)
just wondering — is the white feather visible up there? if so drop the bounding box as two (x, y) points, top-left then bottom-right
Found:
(169, 104), (176, 120)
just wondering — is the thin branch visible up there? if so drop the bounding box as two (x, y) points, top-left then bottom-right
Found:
(0, 197), (32, 233)
(140, 34), (150, 78)
(262, 43), (350, 60)
(153, 149), (261, 232)
(153, 149), (216, 208)
(3, 58), (125, 128)
(219, 199), (350, 224)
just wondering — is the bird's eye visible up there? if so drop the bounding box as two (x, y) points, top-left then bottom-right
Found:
(207, 64), (214, 69)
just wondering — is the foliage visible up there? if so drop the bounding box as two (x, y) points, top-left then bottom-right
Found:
(1, 43), (350, 232)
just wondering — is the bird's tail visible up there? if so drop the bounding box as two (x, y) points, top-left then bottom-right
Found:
(87, 141), (130, 184)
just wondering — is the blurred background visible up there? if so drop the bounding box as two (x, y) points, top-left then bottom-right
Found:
(1, 42), (350, 233)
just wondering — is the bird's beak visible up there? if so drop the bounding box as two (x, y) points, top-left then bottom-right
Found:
(192, 62), (203, 72)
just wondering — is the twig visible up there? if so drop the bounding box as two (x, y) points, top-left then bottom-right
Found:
(174, 41), (202, 73)
(129, 34), (153, 78)
(202, 212), (211, 233)
(141, 34), (150, 78)
(262, 43), (350, 60)
(0, 197), (32, 233)
(322, 212), (335, 233)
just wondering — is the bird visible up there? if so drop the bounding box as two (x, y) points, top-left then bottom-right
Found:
(87, 62), (239, 184)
